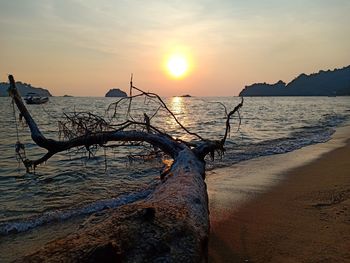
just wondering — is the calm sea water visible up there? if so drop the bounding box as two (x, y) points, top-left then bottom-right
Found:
(0, 96), (349, 237)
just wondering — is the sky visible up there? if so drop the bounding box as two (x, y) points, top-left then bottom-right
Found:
(1, 0), (349, 96)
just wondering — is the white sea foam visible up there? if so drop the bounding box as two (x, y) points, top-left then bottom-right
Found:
(0, 189), (152, 236)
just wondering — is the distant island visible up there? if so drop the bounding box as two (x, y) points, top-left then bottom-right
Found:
(105, 88), (127, 97)
(239, 65), (350, 96)
(0, 81), (52, 97)
(179, 94), (192, 97)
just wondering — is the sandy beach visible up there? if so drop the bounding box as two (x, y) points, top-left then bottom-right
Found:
(208, 127), (350, 262)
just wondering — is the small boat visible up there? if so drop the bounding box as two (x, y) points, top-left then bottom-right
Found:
(24, 93), (49, 104)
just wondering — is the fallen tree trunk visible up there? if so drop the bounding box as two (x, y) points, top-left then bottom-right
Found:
(18, 149), (209, 262)
(7, 75), (242, 262)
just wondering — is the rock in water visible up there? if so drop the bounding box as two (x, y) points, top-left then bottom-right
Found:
(105, 88), (128, 97)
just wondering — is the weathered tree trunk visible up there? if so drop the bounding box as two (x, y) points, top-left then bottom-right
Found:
(7, 74), (242, 262)
(18, 149), (209, 262)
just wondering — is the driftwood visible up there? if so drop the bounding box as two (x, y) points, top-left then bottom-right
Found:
(8, 75), (243, 262)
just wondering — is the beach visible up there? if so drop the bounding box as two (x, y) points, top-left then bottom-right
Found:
(208, 126), (350, 262)
(1, 96), (349, 262)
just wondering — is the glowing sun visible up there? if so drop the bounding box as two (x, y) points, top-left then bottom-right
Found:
(166, 54), (189, 78)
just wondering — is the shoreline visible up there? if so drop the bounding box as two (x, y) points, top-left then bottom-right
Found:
(1, 126), (349, 262)
(208, 126), (350, 262)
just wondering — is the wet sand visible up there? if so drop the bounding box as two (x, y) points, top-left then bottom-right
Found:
(208, 127), (350, 262)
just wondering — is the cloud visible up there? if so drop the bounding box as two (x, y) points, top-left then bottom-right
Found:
(1, 0), (349, 95)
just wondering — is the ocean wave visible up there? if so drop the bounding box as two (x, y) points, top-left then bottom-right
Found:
(0, 189), (152, 236)
(211, 113), (349, 168)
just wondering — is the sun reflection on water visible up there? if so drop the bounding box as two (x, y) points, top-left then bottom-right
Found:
(170, 97), (184, 115)
(165, 97), (189, 137)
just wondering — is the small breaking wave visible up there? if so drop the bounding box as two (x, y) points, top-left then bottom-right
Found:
(0, 189), (152, 236)
(210, 113), (349, 169)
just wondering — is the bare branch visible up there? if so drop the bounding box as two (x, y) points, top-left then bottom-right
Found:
(131, 85), (206, 141)
(8, 75), (184, 169)
(221, 97), (244, 144)
(208, 101), (228, 117)
(191, 97), (243, 160)
(8, 74), (243, 170)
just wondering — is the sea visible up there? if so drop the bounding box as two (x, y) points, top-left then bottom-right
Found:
(0, 96), (349, 260)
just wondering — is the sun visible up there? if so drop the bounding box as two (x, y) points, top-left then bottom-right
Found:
(166, 54), (189, 78)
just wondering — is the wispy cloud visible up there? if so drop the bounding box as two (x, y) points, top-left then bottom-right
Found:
(1, 0), (349, 95)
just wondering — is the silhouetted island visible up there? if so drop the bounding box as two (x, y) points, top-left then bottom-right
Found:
(0, 81), (52, 97)
(105, 88), (127, 97)
(180, 94), (192, 97)
(239, 65), (350, 96)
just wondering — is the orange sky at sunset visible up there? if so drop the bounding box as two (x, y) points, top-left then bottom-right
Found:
(1, 0), (349, 96)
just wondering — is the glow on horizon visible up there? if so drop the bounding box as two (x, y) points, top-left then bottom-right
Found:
(0, 0), (349, 96)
